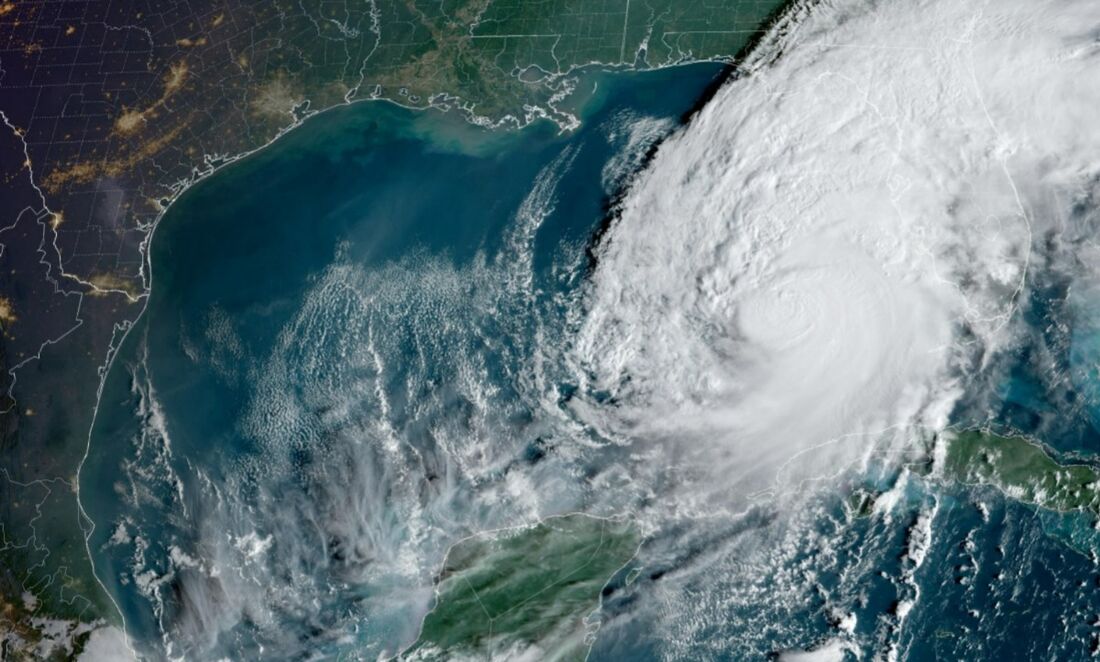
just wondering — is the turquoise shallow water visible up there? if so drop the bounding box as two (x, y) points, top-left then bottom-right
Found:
(80, 64), (725, 659)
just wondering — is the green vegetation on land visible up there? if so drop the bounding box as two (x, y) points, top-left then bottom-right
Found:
(404, 514), (639, 661)
(940, 430), (1100, 514)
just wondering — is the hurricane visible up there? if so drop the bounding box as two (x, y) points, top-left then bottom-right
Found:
(80, 0), (1100, 659)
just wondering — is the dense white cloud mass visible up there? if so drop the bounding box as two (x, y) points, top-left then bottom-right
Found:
(571, 2), (1100, 655)
(573, 0), (1100, 487)
(77, 626), (136, 662)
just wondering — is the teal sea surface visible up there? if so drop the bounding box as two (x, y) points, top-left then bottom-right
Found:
(80, 64), (725, 659)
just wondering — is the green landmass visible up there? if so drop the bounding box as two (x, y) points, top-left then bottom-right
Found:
(404, 514), (639, 661)
(844, 487), (878, 519)
(939, 430), (1100, 514)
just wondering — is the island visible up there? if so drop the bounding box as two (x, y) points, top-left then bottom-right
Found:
(939, 430), (1100, 514)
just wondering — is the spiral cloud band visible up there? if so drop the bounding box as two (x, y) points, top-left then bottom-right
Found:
(574, 0), (1100, 486)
